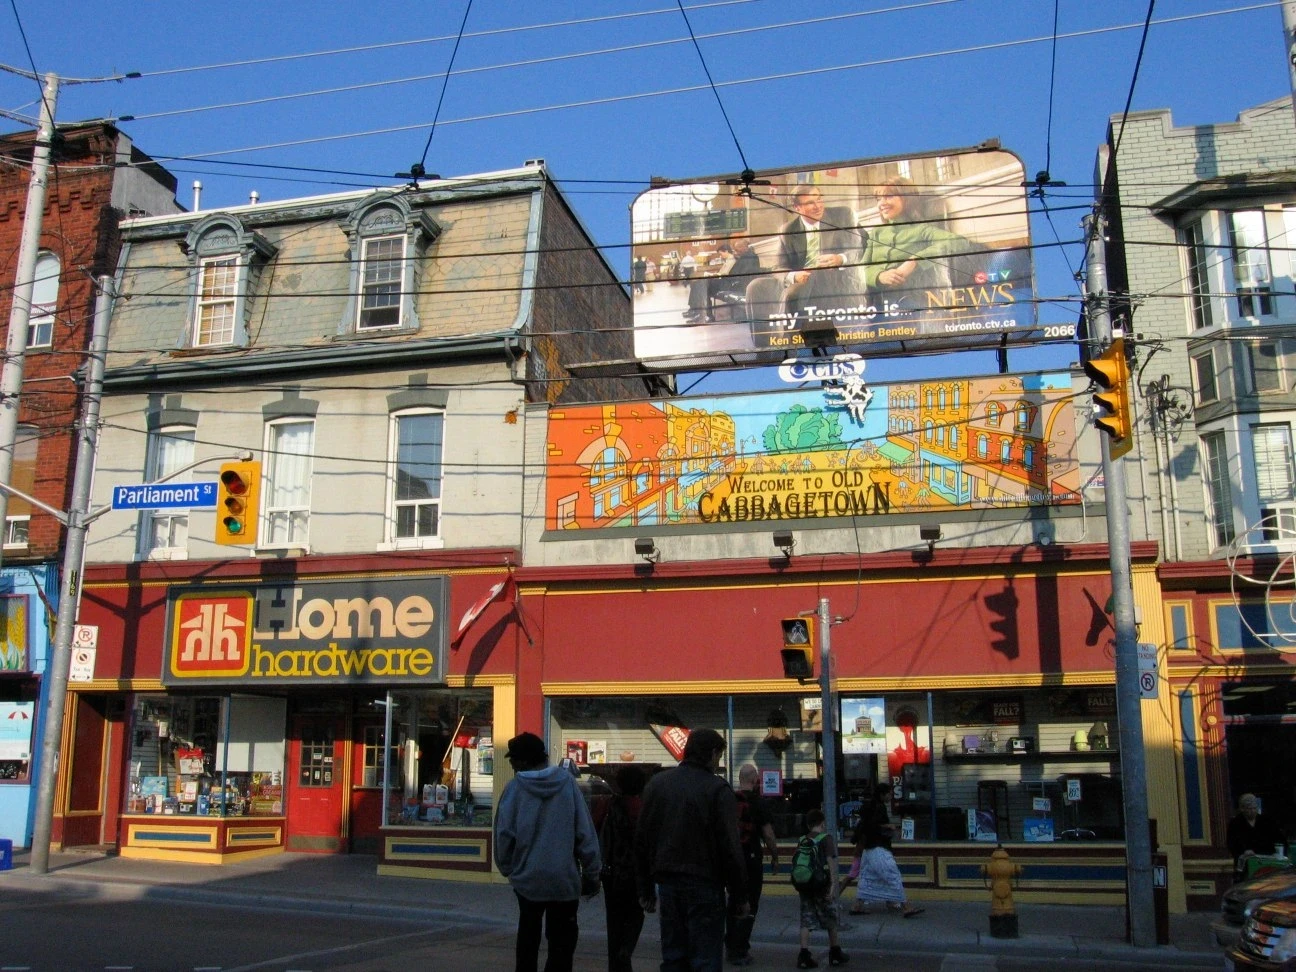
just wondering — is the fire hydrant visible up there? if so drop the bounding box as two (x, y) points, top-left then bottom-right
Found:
(981, 844), (1022, 938)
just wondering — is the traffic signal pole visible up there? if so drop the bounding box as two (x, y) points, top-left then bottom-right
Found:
(28, 275), (111, 875)
(1083, 213), (1155, 947)
(817, 597), (838, 846)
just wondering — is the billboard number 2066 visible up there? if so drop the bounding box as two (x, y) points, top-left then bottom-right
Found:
(1043, 324), (1075, 339)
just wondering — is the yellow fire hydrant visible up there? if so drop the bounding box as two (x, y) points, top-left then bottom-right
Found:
(981, 844), (1022, 938)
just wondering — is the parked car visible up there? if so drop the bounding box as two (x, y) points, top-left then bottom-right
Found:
(1225, 898), (1296, 970)
(1215, 866), (1296, 948)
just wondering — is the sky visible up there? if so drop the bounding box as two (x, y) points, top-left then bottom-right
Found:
(1, 0), (1291, 392)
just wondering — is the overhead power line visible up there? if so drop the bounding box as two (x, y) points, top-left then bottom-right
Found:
(146, 4), (1272, 162)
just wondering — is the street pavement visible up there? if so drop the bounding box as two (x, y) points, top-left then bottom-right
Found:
(0, 848), (1225, 970)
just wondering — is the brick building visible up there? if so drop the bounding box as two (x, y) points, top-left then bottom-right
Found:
(0, 121), (179, 847)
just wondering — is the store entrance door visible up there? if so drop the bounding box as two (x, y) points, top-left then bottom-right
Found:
(287, 715), (345, 852)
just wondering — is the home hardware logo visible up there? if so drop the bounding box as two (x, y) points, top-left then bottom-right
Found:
(165, 578), (447, 685)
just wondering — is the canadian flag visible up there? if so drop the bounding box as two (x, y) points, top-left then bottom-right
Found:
(649, 723), (691, 762)
(455, 578), (512, 642)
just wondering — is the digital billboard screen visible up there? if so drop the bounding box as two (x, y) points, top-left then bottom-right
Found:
(630, 147), (1035, 366)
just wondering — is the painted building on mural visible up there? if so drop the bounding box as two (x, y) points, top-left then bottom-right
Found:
(1098, 95), (1296, 906)
(61, 162), (652, 874)
(516, 364), (1205, 910)
(0, 122), (179, 848)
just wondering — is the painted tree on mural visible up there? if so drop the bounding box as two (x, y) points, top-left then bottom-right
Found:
(761, 405), (844, 454)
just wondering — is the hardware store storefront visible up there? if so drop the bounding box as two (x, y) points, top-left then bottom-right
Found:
(57, 554), (519, 879)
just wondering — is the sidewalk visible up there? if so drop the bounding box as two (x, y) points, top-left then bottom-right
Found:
(0, 848), (1224, 969)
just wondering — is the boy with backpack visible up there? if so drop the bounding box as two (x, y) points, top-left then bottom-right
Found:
(790, 808), (849, 968)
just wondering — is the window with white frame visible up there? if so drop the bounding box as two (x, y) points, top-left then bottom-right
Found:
(389, 409), (443, 542)
(194, 256), (239, 347)
(1251, 423), (1296, 542)
(358, 235), (404, 330)
(1178, 219), (1214, 331)
(263, 419), (314, 547)
(1228, 210), (1274, 318)
(1247, 340), (1283, 395)
(1192, 350), (1218, 405)
(1201, 431), (1236, 548)
(27, 251), (59, 348)
(142, 427), (196, 558)
(4, 425), (37, 548)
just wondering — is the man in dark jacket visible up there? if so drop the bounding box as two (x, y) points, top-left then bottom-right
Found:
(635, 728), (748, 972)
(494, 731), (602, 972)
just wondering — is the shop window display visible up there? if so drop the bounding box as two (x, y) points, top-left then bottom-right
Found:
(548, 688), (1126, 844)
(382, 689), (493, 827)
(124, 694), (286, 817)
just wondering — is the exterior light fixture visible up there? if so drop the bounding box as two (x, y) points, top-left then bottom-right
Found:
(634, 537), (660, 564)
(773, 530), (795, 558)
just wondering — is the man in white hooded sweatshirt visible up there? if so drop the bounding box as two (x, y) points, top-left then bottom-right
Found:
(495, 731), (602, 972)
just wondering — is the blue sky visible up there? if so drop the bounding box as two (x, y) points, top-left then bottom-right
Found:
(2, 1), (1290, 390)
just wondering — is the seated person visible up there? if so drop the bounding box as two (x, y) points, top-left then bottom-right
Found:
(862, 176), (975, 305)
(1228, 792), (1285, 878)
(775, 185), (865, 319)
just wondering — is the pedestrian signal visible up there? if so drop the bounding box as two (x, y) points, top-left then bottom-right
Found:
(780, 617), (815, 679)
(215, 461), (260, 546)
(1083, 338), (1132, 458)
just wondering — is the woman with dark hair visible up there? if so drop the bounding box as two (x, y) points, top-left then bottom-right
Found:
(861, 176), (970, 300)
(849, 790), (923, 918)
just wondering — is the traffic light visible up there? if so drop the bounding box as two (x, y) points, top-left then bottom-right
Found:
(1083, 337), (1133, 459)
(215, 461), (260, 545)
(780, 616), (816, 679)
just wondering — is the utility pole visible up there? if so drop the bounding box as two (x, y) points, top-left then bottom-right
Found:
(0, 72), (59, 563)
(28, 275), (111, 875)
(1083, 213), (1155, 947)
(817, 597), (838, 842)
(1283, 3), (1296, 128)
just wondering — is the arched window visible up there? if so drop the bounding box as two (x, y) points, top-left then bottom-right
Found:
(1016, 403), (1030, 431)
(1001, 440), (1011, 463)
(953, 385), (960, 408)
(1023, 444), (1034, 468)
(28, 251), (59, 347)
(924, 421), (933, 442)
(949, 427), (958, 450)
(986, 402), (1001, 427)
(977, 435), (988, 458)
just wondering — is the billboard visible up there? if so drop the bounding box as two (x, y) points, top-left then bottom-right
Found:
(544, 370), (1079, 531)
(630, 147), (1035, 366)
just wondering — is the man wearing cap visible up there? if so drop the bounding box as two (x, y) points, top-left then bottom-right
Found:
(635, 727), (748, 972)
(494, 731), (602, 972)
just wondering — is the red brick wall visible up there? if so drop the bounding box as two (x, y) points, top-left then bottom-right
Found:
(0, 133), (122, 560)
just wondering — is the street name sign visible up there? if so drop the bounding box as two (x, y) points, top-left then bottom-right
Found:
(112, 482), (217, 511)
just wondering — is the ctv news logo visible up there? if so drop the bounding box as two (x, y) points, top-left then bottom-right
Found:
(171, 592), (254, 678)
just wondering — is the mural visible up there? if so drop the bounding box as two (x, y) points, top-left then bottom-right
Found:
(545, 372), (1080, 530)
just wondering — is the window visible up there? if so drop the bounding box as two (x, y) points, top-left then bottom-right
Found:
(339, 195), (439, 337)
(389, 409), (443, 542)
(1247, 341), (1282, 395)
(949, 427), (958, 451)
(977, 434), (988, 459)
(358, 235), (404, 329)
(263, 420), (314, 546)
(27, 251), (59, 348)
(1000, 440), (1011, 463)
(1178, 220), (1214, 330)
(1201, 431), (1235, 548)
(183, 215), (276, 350)
(1251, 424), (1296, 542)
(1023, 444), (1034, 468)
(1229, 211), (1274, 317)
(1192, 351), (1218, 405)
(142, 428), (196, 558)
(924, 421), (933, 443)
(4, 426), (37, 550)
(986, 402), (1001, 426)
(1016, 404), (1030, 431)
(194, 256), (239, 346)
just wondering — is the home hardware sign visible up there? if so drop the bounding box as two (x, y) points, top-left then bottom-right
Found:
(162, 576), (449, 686)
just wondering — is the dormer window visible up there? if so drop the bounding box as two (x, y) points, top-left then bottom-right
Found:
(338, 193), (441, 338)
(359, 235), (405, 329)
(182, 214), (276, 350)
(195, 256), (238, 346)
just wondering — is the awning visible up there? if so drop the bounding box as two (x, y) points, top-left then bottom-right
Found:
(878, 441), (914, 464)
